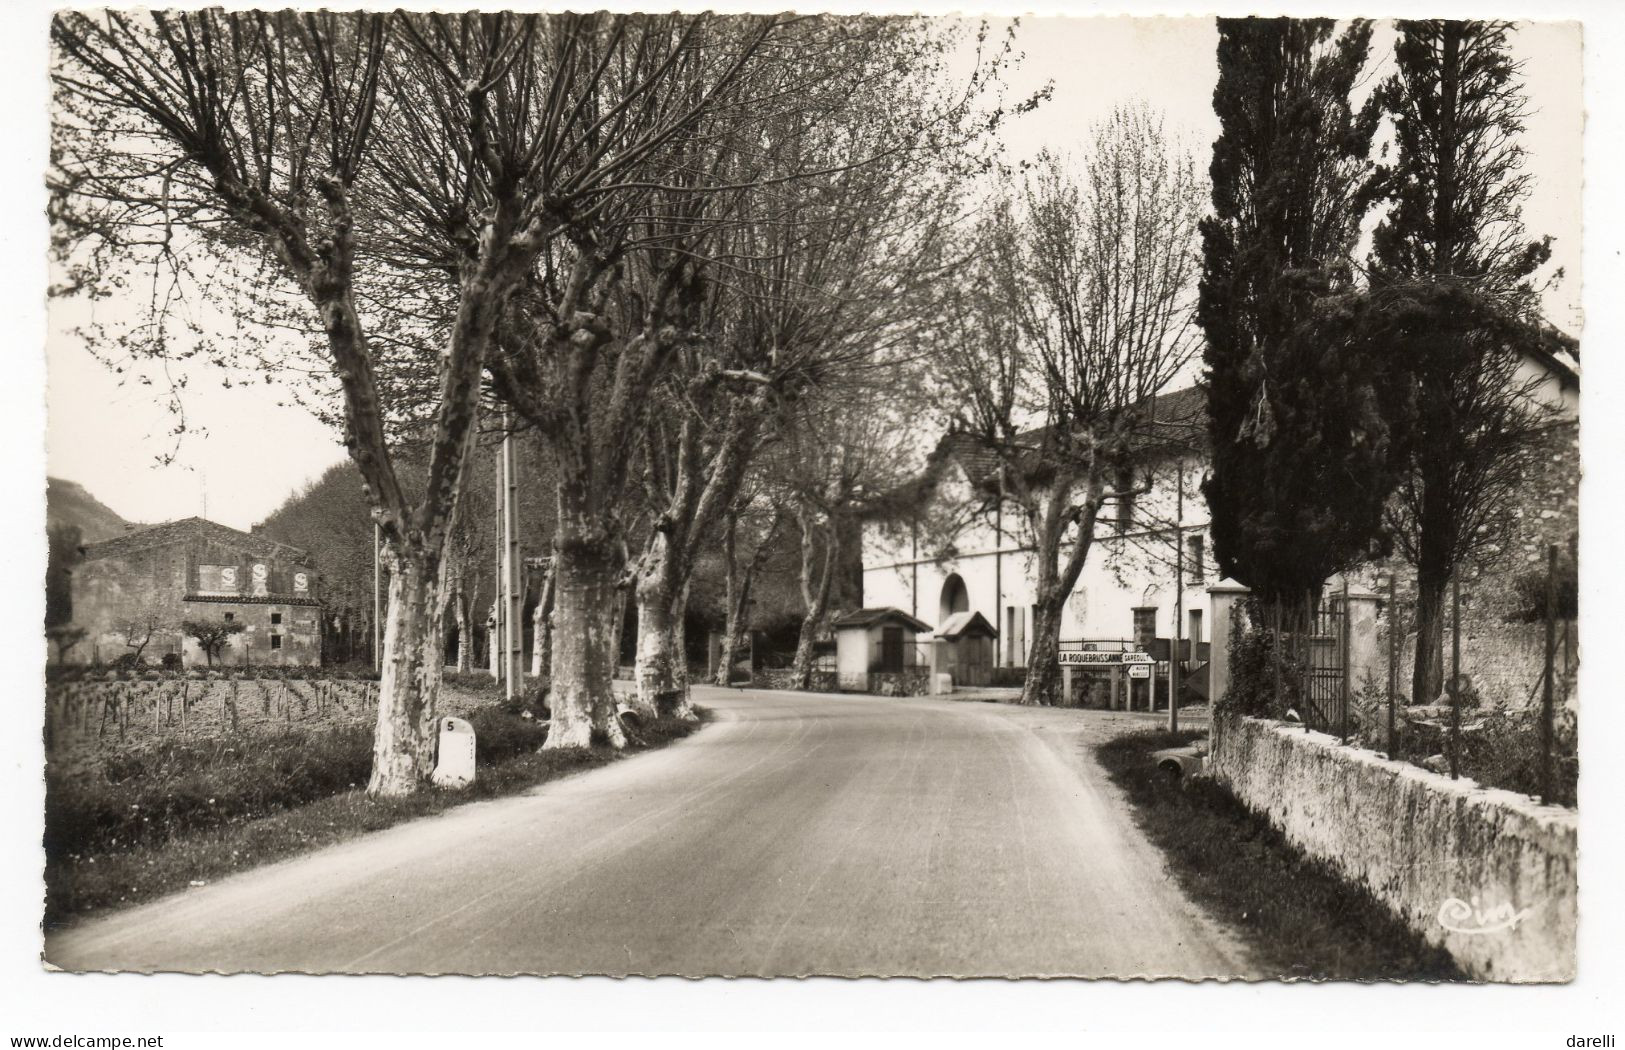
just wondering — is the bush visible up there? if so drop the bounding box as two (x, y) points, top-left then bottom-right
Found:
(1216, 602), (1299, 720)
(1505, 556), (1578, 623)
(1395, 706), (1578, 808)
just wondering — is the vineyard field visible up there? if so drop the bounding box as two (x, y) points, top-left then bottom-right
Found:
(44, 675), (508, 775)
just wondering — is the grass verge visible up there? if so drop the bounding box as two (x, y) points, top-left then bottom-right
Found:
(44, 709), (706, 930)
(1096, 728), (1465, 982)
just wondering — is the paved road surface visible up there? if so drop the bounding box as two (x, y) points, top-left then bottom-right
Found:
(46, 687), (1255, 978)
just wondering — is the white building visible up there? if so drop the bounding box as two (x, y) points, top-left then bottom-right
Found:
(863, 337), (1580, 700)
(862, 386), (1213, 681)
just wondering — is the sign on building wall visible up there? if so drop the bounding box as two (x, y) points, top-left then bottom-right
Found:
(197, 564), (239, 596)
(251, 562), (268, 596)
(293, 571), (309, 593)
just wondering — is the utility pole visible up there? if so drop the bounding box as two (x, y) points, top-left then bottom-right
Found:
(1386, 572), (1398, 758)
(1170, 459), (1183, 733)
(1541, 543), (1557, 802)
(503, 414), (522, 700)
(1449, 572), (1461, 780)
(372, 521), (381, 673)
(1339, 576), (1351, 744)
(493, 450), (503, 684)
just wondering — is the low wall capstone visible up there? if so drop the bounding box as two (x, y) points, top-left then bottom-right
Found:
(1210, 715), (1577, 982)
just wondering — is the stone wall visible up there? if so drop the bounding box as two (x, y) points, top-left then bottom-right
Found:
(1211, 716), (1577, 982)
(865, 670), (931, 697)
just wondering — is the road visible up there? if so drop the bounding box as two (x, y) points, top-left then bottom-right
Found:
(46, 686), (1255, 978)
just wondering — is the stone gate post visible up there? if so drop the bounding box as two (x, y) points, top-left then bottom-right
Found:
(1206, 579), (1251, 708)
(1342, 584), (1382, 694)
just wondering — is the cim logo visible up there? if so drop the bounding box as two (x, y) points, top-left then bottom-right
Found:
(1437, 895), (1534, 936)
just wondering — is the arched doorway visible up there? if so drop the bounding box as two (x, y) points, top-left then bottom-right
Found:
(939, 573), (969, 625)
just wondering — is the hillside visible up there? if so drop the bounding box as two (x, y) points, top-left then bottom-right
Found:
(46, 477), (135, 544)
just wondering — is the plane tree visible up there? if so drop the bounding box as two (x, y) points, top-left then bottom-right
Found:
(936, 105), (1206, 705)
(49, 11), (810, 788)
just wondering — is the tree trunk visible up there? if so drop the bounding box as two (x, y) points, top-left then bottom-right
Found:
(1409, 457), (1456, 706)
(1411, 569), (1448, 705)
(716, 574), (754, 688)
(609, 585), (629, 683)
(668, 582), (695, 720)
(531, 567), (554, 679)
(454, 590), (472, 673)
(715, 516), (740, 687)
(367, 552), (444, 797)
(789, 512), (837, 690)
(1021, 600), (1065, 706)
(1016, 471), (1103, 707)
(544, 529), (626, 751)
(633, 535), (678, 719)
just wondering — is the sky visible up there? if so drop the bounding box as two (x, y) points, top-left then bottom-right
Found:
(43, 16), (1584, 532)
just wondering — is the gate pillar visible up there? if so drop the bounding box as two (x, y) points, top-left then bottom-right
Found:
(1207, 579), (1251, 708)
(1342, 583), (1382, 693)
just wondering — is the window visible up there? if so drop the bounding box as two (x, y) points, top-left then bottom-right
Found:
(1132, 607), (1157, 650)
(223, 612), (234, 623)
(270, 612), (283, 625)
(1186, 534), (1205, 586)
(270, 634), (283, 651)
(1006, 606), (1027, 667)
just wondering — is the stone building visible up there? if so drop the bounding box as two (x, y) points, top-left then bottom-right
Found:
(68, 517), (323, 667)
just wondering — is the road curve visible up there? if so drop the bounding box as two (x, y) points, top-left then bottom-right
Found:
(46, 686), (1255, 978)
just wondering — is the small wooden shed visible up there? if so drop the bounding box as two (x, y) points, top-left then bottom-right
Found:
(833, 607), (933, 692)
(934, 610), (998, 688)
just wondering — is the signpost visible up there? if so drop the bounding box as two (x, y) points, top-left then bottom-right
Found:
(1059, 650), (1152, 710)
(1058, 650), (1153, 666)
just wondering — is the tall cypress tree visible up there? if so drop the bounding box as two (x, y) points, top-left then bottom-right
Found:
(1371, 20), (1560, 704)
(1200, 17), (1404, 612)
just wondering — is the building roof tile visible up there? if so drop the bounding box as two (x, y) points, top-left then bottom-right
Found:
(832, 607), (934, 633)
(81, 516), (309, 563)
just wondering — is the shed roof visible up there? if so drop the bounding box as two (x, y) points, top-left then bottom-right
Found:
(935, 610), (998, 640)
(831, 607), (933, 633)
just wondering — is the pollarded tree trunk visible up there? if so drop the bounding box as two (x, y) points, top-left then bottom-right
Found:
(545, 519), (626, 751)
(715, 574), (753, 687)
(609, 585), (629, 685)
(667, 581), (696, 721)
(531, 568), (554, 679)
(714, 516), (741, 687)
(789, 510), (837, 690)
(715, 509), (776, 686)
(633, 534), (678, 719)
(368, 551), (445, 796)
(1016, 469), (1104, 708)
(1021, 598), (1066, 707)
(454, 590), (472, 673)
